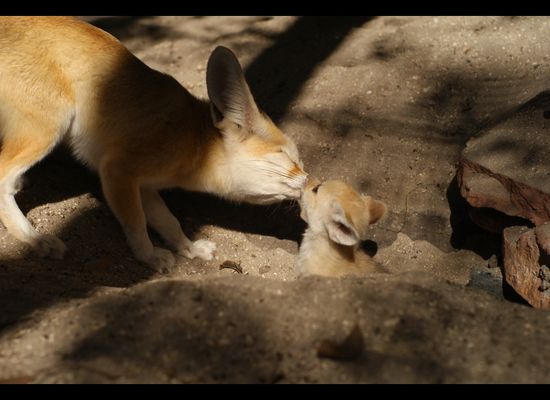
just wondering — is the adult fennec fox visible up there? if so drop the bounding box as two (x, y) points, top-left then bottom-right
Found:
(0, 17), (307, 269)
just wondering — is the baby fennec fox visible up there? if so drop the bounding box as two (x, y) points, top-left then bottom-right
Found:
(0, 17), (307, 268)
(298, 177), (387, 277)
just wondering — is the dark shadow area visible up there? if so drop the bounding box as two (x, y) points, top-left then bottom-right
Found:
(370, 34), (413, 62)
(85, 16), (150, 34)
(85, 16), (185, 52)
(244, 16), (375, 122)
(447, 175), (513, 260)
(162, 190), (305, 244)
(414, 71), (530, 144)
(418, 72), (481, 140)
(60, 279), (284, 383)
(342, 348), (458, 384)
(502, 281), (532, 306)
(15, 146), (103, 216)
(0, 216), (154, 332)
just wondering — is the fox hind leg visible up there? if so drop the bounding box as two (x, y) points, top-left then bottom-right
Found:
(0, 130), (66, 259)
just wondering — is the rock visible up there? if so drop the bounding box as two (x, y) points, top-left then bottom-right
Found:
(467, 206), (531, 234)
(539, 266), (550, 292)
(460, 173), (520, 218)
(535, 222), (550, 254)
(458, 92), (550, 226)
(502, 226), (550, 309)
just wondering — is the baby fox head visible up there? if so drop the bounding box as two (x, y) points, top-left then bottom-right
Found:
(206, 46), (307, 204)
(300, 177), (387, 246)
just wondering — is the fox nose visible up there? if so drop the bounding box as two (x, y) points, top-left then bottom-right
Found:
(300, 173), (309, 189)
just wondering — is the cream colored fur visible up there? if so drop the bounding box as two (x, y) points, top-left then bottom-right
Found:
(297, 178), (387, 277)
(0, 17), (307, 269)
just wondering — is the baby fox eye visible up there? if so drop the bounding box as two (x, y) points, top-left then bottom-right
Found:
(312, 184), (321, 194)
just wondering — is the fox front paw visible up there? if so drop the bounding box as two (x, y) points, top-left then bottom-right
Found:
(30, 234), (67, 259)
(143, 247), (176, 271)
(178, 239), (217, 261)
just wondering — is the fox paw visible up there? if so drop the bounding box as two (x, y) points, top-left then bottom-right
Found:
(146, 247), (176, 271)
(30, 234), (67, 259)
(179, 239), (217, 261)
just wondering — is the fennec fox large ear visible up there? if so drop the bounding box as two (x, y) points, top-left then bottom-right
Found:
(206, 46), (261, 131)
(326, 200), (361, 246)
(363, 195), (387, 225)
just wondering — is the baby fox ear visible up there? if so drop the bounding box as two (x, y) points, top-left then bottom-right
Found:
(206, 46), (260, 130)
(325, 200), (360, 246)
(363, 195), (387, 225)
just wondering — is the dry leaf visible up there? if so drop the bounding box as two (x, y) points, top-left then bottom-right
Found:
(220, 260), (243, 274)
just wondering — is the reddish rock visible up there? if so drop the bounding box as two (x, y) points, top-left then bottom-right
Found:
(459, 171), (520, 218)
(502, 226), (550, 309)
(458, 93), (550, 226)
(535, 222), (550, 254)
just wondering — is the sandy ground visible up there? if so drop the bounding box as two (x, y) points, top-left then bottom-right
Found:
(1, 16), (550, 383)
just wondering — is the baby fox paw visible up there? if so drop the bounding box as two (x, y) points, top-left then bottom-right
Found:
(145, 247), (176, 271)
(179, 239), (217, 261)
(30, 234), (67, 259)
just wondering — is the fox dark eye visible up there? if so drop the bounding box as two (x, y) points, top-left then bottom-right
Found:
(312, 184), (321, 194)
